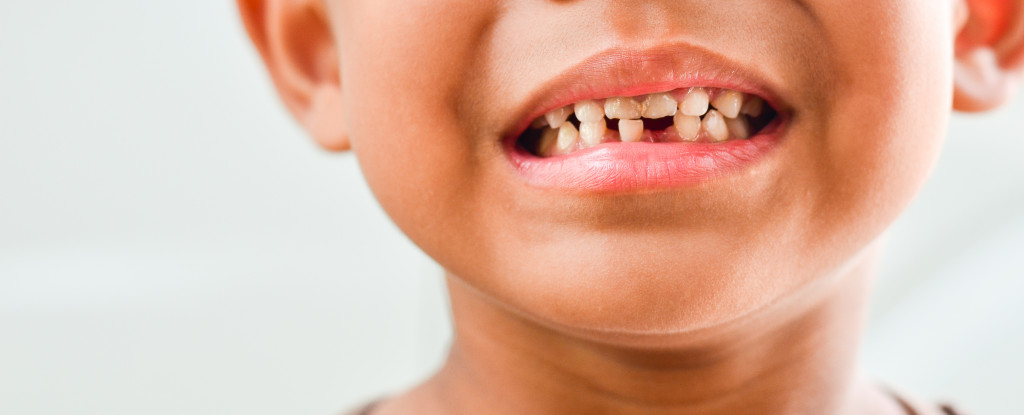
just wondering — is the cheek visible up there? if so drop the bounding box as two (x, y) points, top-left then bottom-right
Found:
(809, 2), (953, 247)
(332, 0), (502, 266)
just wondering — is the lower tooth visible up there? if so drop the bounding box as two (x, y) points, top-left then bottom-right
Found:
(673, 113), (701, 142)
(702, 110), (729, 142)
(555, 123), (580, 155)
(580, 120), (607, 147)
(724, 116), (752, 140)
(618, 119), (644, 142)
(537, 128), (559, 157)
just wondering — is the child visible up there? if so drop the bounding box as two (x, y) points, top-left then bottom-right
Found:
(237, 1), (1024, 414)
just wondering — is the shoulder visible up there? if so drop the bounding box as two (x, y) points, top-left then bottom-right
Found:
(883, 384), (970, 415)
(342, 388), (969, 415)
(340, 400), (382, 415)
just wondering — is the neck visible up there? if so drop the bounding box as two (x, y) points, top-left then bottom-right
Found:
(394, 247), (902, 415)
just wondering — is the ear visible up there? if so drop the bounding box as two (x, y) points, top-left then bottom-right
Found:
(953, 0), (1024, 112)
(237, 0), (350, 151)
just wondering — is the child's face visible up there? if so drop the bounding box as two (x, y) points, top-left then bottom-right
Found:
(281, 1), (999, 341)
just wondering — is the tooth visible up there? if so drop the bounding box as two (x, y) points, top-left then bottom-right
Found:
(604, 96), (642, 120)
(618, 119), (644, 142)
(741, 95), (764, 117)
(531, 117), (549, 129)
(579, 120), (607, 147)
(724, 116), (752, 139)
(574, 100), (604, 123)
(702, 110), (729, 142)
(673, 113), (701, 142)
(544, 106), (572, 128)
(712, 90), (743, 118)
(555, 123), (579, 154)
(680, 88), (710, 117)
(537, 128), (559, 156)
(641, 93), (678, 119)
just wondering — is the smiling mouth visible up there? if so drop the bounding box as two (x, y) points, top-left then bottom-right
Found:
(502, 43), (791, 192)
(518, 87), (779, 157)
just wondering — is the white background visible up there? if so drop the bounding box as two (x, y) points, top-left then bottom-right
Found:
(1, 1), (1022, 414)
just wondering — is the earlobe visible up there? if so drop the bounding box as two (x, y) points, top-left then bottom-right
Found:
(953, 0), (1024, 112)
(307, 84), (351, 151)
(237, 0), (350, 151)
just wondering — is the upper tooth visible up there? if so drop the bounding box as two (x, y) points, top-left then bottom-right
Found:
(579, 120), (607, 147)
(724, 116), (751, 139)
(641, 93), (678, 119)
(537, 89), (764, 152)
(702, 110), (729, 142)
(555, 123), (579, 154)
(673, 113), (701, 142)
(680, 88), (710, 116)
(574, 100), (605, 123)
(618, 119), (644, 142)
(538, 128), (559, 156)
(544, 106), (572, 128)
(712, 90), (744, 118)
(604, 96), (643, 120)
(741, 95), (764, 117)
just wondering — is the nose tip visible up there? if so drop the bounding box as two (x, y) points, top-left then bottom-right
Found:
(597, 0), (691, 46)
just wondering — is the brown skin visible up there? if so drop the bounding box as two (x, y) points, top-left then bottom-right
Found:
(238, 1), (1024, 414)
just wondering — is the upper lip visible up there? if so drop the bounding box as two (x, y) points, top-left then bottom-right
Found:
(503, 42), (792, 144)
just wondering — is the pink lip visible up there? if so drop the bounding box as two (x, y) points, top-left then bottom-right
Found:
(503, 43), (792, 193)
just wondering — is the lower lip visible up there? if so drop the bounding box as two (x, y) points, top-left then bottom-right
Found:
(505, 119), (785, 193)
